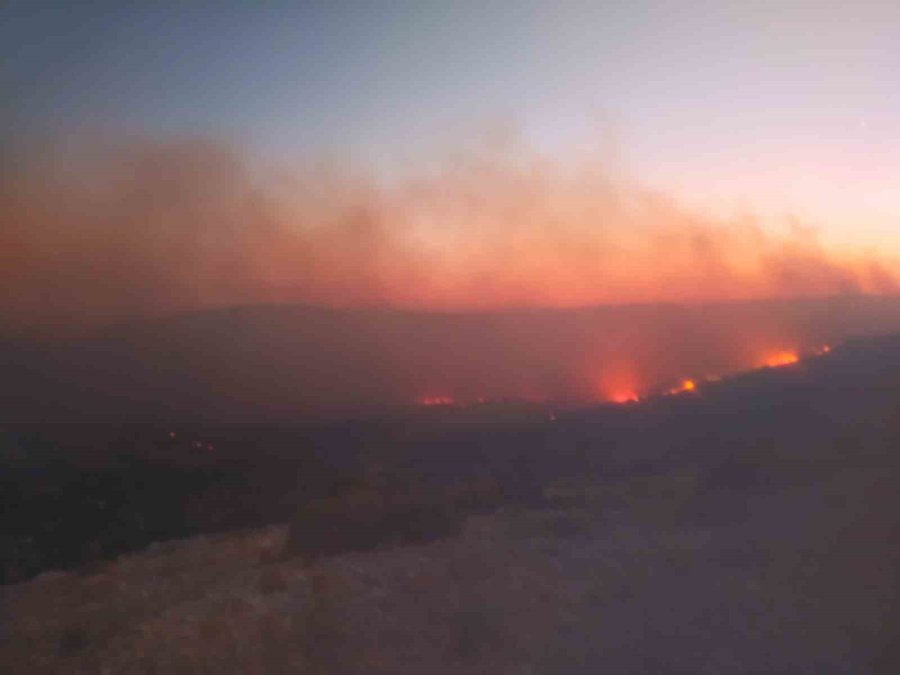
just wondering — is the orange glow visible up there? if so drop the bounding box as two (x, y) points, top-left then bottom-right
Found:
(5, 139), (896, 336)
(594, 361), (642, 405)
(666, 379), (697, 396)
(760, 351), (800, 368)
(412, 345), (830, 408)
(608, 392), (640, 404)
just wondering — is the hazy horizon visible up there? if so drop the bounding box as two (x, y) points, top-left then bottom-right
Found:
(3, 3), (900, 332)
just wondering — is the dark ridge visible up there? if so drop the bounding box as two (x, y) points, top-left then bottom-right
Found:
(4, 295), (900, 423)
(5, 330), (900, 583)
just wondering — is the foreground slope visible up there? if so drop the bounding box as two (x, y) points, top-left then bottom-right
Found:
(2, 453), (896, 673)
(3, 332), (900, 672)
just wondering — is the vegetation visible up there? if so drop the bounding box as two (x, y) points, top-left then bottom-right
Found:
(4, 337), (900, 671)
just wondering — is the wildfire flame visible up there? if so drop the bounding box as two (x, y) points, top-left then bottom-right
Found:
(414, 343), (835, 409)
(760, 351), (800, 368)
(608, 392), (640, 404)
(666, 379), (697, 396)
(758, 344), (831, 370)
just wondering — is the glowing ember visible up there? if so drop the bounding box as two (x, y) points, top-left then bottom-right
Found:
(419, 395), (455, 406)
(760, 351), (800, 368)
(666, 379), (697, 396)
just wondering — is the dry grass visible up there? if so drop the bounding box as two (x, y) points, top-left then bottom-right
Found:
(2, 465), (895, 673)
(1, 506), (583, 673)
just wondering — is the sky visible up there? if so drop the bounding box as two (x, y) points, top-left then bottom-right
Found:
(2, 1), (899, 327)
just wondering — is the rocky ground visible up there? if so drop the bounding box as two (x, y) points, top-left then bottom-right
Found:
(3, 455), (897, 674)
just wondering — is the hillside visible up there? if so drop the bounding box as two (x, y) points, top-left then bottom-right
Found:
(3, 444), (896, 672)
(3, 332), (900, 672)
(5, 296), (900, 421)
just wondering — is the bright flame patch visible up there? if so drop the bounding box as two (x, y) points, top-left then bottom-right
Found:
(760, 351), (800, 368)
(666, 379), (697, 396)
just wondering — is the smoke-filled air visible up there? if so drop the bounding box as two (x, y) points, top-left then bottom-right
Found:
(3, 135), (900, 414)
(4, 1), (900, 413)
(2, 136), (895, 333)
(6, 9), (900, 670)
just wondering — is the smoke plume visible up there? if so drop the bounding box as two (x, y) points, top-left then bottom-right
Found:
(1, 135), (895, 334)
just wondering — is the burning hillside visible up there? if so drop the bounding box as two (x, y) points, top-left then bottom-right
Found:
(5, 330), (900, 672)
(3, 137), (897, 420)
(2, 297), (900, 421)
